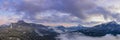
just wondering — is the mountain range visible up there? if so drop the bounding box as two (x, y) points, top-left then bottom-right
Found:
(0, 20), (120, 40)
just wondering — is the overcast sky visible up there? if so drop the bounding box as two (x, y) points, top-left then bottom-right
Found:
(0, 0), (120, 27)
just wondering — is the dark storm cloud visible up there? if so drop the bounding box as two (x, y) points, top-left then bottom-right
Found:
(85, 7), (112, 20)
(54, 0), (96, 19)
(1, 0), (118, 26)
(13, 0), (96, 19)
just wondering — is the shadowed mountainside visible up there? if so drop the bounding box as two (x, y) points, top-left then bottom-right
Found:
(73, 21), (120, 37)
(0, 20), (59, 40)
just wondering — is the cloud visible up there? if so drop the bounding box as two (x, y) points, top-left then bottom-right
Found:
(12, 0), (100, 25)
(12, 0), (96, 19)
(1, 0), (120, 26)
(34, 10), (81, 23)
(12, 0), (113, 20)
(57, 33), (120, 40)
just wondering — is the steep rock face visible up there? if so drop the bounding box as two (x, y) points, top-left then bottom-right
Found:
(0, 20), (58, 40)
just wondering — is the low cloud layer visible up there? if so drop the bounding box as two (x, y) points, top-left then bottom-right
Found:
(57, 33), (120, 40)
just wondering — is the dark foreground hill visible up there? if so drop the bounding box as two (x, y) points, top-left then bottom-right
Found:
(0, 21), (58, 40)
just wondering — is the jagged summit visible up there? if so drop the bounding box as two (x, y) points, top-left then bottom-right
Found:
(13, 20), (46, 27)
(11, 20), (27, 25)
(17, 20), (26, 24)
(94, 21), (119, 27)
(106, 21), (118, 25)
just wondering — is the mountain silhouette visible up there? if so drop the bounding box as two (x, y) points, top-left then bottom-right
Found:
(0, 20), (120, 40)
(74, 21), (120, 37)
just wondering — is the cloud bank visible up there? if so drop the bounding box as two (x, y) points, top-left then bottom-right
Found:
(57, 33), (120, 40)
